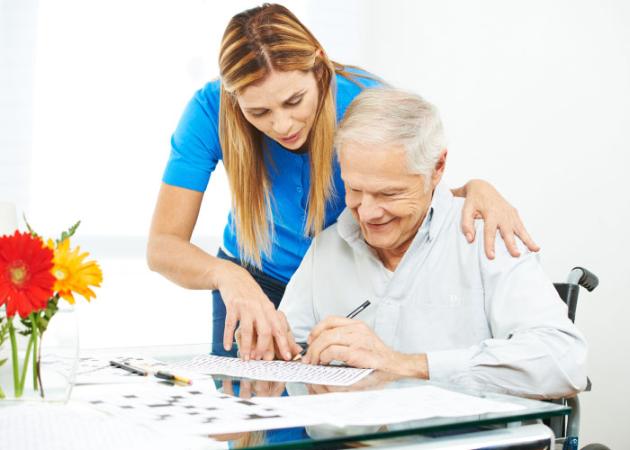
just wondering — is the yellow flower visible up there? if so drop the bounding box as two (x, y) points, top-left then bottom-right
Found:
(49, 238), (103, 304)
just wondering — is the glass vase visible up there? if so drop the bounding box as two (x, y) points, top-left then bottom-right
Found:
(0, 303), (79, 403)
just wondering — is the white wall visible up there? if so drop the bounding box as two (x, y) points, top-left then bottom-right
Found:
(337, 1), (629, 447)
(1, 0), (628, 447)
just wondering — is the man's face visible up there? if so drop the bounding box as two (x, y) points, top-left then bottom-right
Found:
(340, 142), (435, 254)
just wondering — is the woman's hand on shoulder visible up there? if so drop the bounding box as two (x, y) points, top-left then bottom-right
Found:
(218, 262), (300, 361)
(456, 179), (540, 259)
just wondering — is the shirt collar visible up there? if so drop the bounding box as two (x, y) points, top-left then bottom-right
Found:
(337, 181), (454, 252)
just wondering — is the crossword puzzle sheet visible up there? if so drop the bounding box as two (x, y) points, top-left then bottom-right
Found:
(73, 381), (321, 435)
(174, 354), (373, 386)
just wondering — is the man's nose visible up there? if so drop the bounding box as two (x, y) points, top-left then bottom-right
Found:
(357, 196), (383, 222)
(271, 111), (292, 135)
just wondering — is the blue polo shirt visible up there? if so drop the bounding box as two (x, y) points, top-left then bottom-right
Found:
(163, 71), (381, 283)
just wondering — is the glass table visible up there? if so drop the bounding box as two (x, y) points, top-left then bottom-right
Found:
(75, 344), (568, 450)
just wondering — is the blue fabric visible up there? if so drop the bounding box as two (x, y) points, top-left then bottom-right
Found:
(163, 70), (381, 283)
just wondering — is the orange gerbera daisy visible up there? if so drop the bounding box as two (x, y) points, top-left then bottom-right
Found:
(49, 238), (102, 304)
(0, 231), (55, 318)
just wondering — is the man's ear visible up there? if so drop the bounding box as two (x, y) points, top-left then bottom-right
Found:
(432, 148), (448, 185)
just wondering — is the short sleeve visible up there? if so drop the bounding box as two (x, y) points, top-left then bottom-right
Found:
(162, 81), (223, 192)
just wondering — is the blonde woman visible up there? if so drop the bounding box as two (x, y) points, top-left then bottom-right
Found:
(147, 4), (538, 362)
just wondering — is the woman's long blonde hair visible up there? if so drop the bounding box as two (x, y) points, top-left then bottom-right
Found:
(219, 3), (361, 266)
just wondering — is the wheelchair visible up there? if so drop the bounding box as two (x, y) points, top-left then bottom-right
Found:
(548, 267), (609, 450)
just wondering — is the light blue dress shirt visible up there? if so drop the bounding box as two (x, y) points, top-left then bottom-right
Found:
(280, 182), (588, 399)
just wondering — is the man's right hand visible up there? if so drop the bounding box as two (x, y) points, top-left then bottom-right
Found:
(217, 261), (296, 360)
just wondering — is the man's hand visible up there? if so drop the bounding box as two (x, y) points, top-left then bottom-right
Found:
(235, 311), (303, 361)
(302, 316), (429, 378)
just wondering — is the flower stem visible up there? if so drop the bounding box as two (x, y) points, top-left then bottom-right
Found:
(31, 314), (39, 390)
(18, 332), (34, 395)
(8, 318), (20, 397)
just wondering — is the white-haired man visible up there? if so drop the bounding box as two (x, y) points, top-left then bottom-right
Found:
(278, 88), (587, 398)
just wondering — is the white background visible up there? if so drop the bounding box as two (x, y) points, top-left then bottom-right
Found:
(1, 0), (629, 447)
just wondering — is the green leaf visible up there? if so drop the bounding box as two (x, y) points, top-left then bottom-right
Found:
(57, 220), (81, 244)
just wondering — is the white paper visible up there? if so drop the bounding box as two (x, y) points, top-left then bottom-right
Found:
(173, 354), (373, 386)
(0, 402), (226, 450)
(73, 381), (321, 436)
(254, 385), (526, 427)
(41, 354), (210, 385)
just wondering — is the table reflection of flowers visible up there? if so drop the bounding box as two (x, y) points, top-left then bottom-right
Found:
(0, 222), (102, 399)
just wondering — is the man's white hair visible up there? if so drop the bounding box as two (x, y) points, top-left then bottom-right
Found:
(335, 88), (446, 190)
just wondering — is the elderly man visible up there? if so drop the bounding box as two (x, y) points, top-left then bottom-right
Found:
(278, 88), (587, 399)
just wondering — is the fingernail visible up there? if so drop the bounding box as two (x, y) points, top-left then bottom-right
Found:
(284, 352), (292, 360)
(466, 233), (473, 242)
(302, 357), (309, 364)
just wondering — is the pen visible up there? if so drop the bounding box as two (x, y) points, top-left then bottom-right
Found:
(292, 300), (371, 361)
(110, 361), (193, 385)
(109, 360), (148, 376)
(154, 371), (193, 385)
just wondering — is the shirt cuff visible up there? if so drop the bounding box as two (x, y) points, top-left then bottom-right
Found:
(426, 347), (478, 381)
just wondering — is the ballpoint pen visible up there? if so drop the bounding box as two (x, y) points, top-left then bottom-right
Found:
(292, 299), (371, 361)
(154, 371), (193, 385)
(110, 360), (193, 385)
(110, 360), (148, 376)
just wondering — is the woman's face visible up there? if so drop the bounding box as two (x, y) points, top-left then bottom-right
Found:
(236, 69), (320, 150)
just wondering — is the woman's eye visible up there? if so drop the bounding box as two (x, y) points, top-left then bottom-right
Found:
(250, 110), (268, 117)
(286, 97), (303, 107)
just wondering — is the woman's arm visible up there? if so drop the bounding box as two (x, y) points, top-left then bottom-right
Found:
(147, 183), (293, 361)
(452, 180), (540, 259)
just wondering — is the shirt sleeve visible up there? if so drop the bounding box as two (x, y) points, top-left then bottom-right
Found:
(427, 231), (588, 399)
(162, 84), (223, 192)
(278, 240), (318, 343)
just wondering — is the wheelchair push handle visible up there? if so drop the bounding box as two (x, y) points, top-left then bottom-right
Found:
(568, 267), (599, 292)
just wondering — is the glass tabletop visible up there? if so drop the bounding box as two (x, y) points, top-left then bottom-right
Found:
(79, 344), (570, 450)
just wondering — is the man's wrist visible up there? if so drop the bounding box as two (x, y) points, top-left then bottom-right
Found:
(391, 352), (429, 379)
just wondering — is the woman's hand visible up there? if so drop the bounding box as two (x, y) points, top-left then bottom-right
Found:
(236, 311), (303, 361)
(455, 179), (540, 259)
(217, 262), (298, 361)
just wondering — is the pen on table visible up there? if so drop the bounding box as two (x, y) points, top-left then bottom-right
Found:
(110, 360), (193, 385)
(110, 360), (148, 376)
(154, 371), (192, 385)
(292, 299), (371, 361)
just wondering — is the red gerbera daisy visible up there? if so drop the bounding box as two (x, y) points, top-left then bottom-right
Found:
(0, 231), (55, 318)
